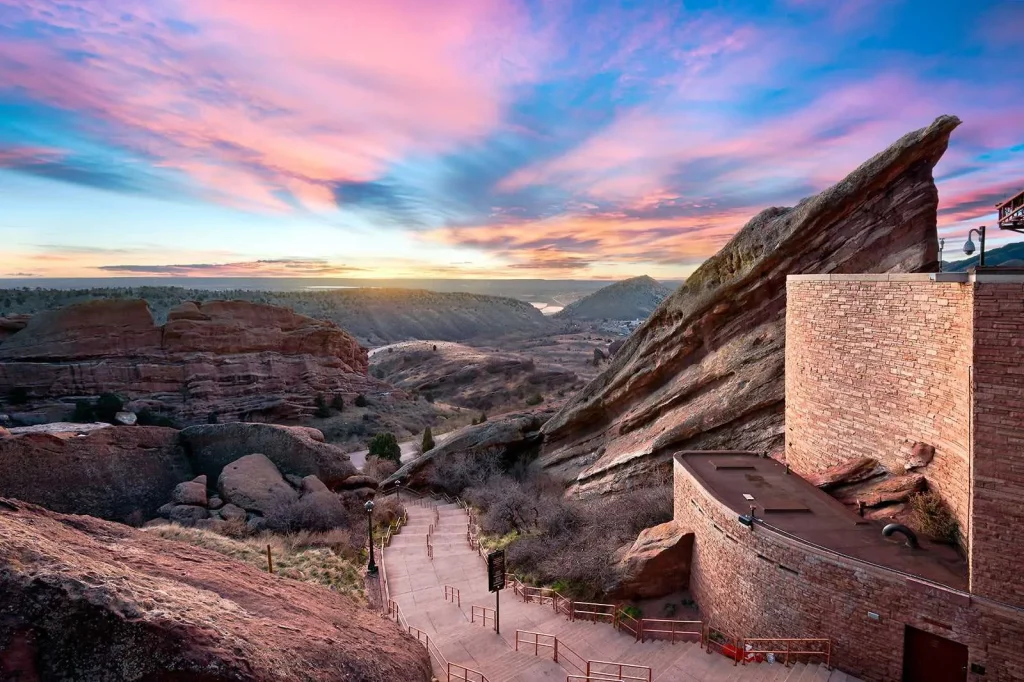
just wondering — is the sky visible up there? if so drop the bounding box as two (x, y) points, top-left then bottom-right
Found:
(0, 0), (1022, 281)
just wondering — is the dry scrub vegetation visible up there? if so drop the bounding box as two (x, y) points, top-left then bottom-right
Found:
(428, 449), (671, 599)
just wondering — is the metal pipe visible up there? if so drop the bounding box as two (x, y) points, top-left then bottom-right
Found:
(882, 523), (920, 549)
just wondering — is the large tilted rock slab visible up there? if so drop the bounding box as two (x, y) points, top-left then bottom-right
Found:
(609, 520), (694, 600)
(181, 422), (356, 488)
(218, 453), (298, 514)
(540, 115), (959, 497)
(0, 426), (189, 521)
(0, 498), (432, 681)
(0, 299), (377, 425)
(383, 410), (552, 488)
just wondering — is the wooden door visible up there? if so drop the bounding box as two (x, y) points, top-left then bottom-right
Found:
(903, 625), (968, 682)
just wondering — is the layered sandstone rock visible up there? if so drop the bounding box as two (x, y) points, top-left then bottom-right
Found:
(540, 115), (959, 496)
(218, 453), (299, 514)
(0, 498), (432, 681)
(0, 426), (189, 521)
(0, 299), (377, 425)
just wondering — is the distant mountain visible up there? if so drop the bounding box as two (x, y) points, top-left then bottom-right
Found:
(553, 276), (672, 321)
(944, 241), (1024, 271)
(0, 286), (552, 346)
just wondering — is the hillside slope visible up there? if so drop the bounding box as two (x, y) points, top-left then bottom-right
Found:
(944, 240), (1024, 271)
(0, 287), (552, 345)
(554, 276), (672, 320)
(540, 115), (958, 497)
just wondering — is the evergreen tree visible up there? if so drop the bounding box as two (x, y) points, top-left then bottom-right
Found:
(422, 426), (435, 453)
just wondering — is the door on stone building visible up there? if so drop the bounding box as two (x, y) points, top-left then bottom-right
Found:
(902, 626), (968, 682)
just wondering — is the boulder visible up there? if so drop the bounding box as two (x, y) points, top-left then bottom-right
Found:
(219, 503), (246, 521)
(383, 410), (550, 488)
(539, 116), (959, 497)
(346, 487), (377, 502)
(0, 426), (190, 522)
(172, 480), (207, 507)
(0, 498), (432, 681)
(208, 496), (224, 510)
(337, 474), (380, 490)
(115, 411), (137, 426)
(807, 457), (887, 490)
(168, 504), (208, 524)
(608, 521), (694, 599)
(181, 422), (356, 488)
(832, 473), (926, 508)
(904, 442), (935, 470)
(301, 475), (329, 494)
(218, 454), (298, 514)
(0, 426), (9, 438)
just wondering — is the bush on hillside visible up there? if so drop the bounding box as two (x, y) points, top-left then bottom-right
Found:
(363, 456), (400, 481)
(6, 387), (29, 405)
(264, 494), (355, 534)
(72, 399), (96, 423)
(367, 432), (401, 463)
(354, 394), (369, 407)
(331, 394), (345, 411)
(314, 393), (331, 419)
(909, 491), (961, 546)
(95, 392), (125, 423)
(525, 393), (544, 406)
(421, 427), (435, 453)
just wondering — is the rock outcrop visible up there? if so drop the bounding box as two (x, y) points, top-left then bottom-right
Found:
(218, 453), (299, 514)
(609, 520), (694, 600)
(383, 410), (553, 488)
(0, 425), (189, 521)
(0, 299), (381, 425)
(540, 115), (959, 496)
(0, 498), (432, 681)
(180, 422), (357, 488)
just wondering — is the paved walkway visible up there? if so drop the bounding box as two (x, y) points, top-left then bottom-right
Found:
(383, 501), (860, 682)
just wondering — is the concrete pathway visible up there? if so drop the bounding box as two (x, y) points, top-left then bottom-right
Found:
(349, 432), (450, 471)
(383, 501), (861, 682)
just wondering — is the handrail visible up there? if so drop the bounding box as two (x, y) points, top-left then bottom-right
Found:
(739, 637), (831, 668)
(638, 618), (701, 644)
(515, 630), (648, 681)
(586, 660), (651, 682)
(703, 624), (741, 666)
(615, 610), (640, 641)
(515, 630), (585, 674)
(573, 601), (617, 624)
(444, 585), (461, 607)
(471, 604), (496, 631)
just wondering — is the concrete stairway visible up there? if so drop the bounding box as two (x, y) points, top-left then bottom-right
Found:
(383, 501), (860, 682)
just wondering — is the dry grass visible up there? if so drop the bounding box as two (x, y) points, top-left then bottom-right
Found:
(909, 491), (961, 546)
(145, 525), (367, 600)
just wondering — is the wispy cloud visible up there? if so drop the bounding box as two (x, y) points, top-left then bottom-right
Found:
(97, 259), (366, 277)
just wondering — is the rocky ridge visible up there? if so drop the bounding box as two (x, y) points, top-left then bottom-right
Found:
(540, 115), (959, 497)
(0, 497), (432, 681)
(0, 298), (383, 425)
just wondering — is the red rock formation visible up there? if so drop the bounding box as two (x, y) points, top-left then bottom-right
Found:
(0, 299), (377, 424)
(0, 498), (432, 681)
(609, 520), (694, 599)
(540, 115), (960, 497)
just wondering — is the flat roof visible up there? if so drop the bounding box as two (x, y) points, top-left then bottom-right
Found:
(676, 452), (968, 590)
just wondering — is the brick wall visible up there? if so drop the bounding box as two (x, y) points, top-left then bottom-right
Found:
(969, 282), (1024, 607)
(674, 458), (1024, 682)
(785, 276), (974, 543)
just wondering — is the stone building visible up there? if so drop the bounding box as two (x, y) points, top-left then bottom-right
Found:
(671, 270), (1024, 682)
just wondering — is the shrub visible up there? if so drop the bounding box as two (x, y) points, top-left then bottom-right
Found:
(72, 399), (96, 423)
(6, 387), (29, 405)
(421, 427), (435, 453)
(363, 456), (400, 481)
(525, 393), (544, 406)
(264, 493), (355, 534)
(428, 448), (504, 496)
(367, 432), (401, 463)
(909, 491), (961, 546)
(372, 496), (406, 532)
(331, 394), (345, 411)
(354, 394), (368, 407)
(479, 412), (487, 423)
(314, 393), (331, 419)
(95, 392), (124, 423)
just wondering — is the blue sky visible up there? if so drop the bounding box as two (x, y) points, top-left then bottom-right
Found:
(0, 0), (1021, 279)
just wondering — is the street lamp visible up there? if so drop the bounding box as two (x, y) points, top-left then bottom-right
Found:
(396, 477), (403, 503)
(365, 499), (377, 575)
(963, 225), (987, 267)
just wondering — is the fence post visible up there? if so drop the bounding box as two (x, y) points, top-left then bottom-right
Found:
(554, 637), (559, 663)
(266, 544), (274, 573)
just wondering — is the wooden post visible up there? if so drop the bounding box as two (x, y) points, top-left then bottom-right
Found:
(266, 544), (274, 573)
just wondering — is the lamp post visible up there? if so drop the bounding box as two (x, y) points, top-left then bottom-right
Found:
(963, 225), (987, 267)
(396, 477), (402, 504)
(365, 499), (377, 575)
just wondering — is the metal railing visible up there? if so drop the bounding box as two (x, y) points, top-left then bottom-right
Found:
(407, 625), (490, 682)
(586, 660), (652, 682)
(574, 601), (617, 624)
(615, 610), (640, 640)
(638, 618), (701, 644)
(470, 604), (496, 631)
(515, 630), (650, 681)
(703, 624), (741, 665)
(444, 585), (461, 607)
(739, 637), (831, 667)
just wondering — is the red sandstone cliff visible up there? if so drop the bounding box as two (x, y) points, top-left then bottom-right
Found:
(0, 299), (377, 424)
(540, 115), (960, 496)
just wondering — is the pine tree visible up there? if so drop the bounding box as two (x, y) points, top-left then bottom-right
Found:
(422, 427), (435, 453)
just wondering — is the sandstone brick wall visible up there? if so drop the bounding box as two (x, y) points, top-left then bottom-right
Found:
(969, 282), (1024, 607)
(785, 275), (974, 536)
(674, 458), (1024, 682)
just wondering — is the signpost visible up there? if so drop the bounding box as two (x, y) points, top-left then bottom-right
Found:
(487, 549), (506, 634)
